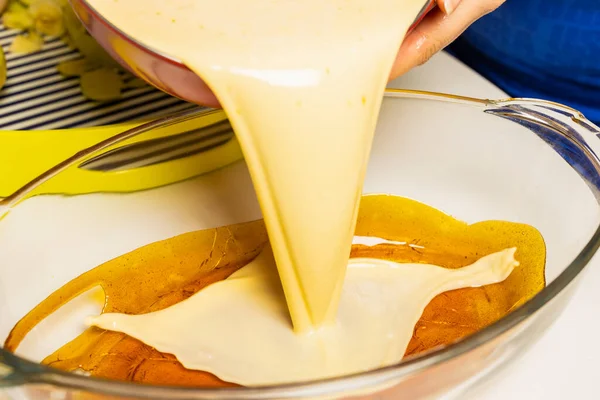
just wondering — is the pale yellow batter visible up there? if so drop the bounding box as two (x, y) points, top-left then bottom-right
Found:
(89, 0), (427, 332)
(91, 246), (519, 386)
(85, 0), (520, 386)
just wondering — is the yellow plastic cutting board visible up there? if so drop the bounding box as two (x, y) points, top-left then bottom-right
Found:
(0, 110), (243, 199)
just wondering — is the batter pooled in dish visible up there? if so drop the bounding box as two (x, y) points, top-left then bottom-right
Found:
(88, 245), (518, 385)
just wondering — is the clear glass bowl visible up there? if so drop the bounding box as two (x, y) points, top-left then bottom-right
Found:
(1, 90), (600, 400)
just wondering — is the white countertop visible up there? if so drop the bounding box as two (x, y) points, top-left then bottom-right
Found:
(389, 52), (600, 400)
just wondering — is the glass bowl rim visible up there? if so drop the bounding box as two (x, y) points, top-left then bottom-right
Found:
(2, 89), (600, 399)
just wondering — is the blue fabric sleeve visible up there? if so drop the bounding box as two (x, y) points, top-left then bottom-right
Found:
(447, 0), (600, 125)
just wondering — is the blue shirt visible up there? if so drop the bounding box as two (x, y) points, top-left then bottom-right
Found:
(447, 0), (600, 124)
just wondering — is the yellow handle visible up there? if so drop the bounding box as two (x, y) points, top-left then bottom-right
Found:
(0, 111), (243, 198)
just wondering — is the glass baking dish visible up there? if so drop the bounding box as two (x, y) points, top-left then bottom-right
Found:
(1, 89), (600, 400)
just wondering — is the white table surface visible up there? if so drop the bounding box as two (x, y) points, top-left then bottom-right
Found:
(389, 52), (600, 400)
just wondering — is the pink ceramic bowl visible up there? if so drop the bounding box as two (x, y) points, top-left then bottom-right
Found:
(68, 0), (437, 107)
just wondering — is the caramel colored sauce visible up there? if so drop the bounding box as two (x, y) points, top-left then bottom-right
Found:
(5, 195), (545, 387)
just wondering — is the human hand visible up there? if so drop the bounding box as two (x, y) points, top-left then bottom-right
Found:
(389, 0), (506, 79)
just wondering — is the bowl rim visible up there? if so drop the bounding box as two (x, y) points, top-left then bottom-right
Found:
(2, 89), (600, 399)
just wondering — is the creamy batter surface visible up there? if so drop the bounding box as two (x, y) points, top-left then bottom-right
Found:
(88, 0), (427, 332)
(91, 246), (519, 385)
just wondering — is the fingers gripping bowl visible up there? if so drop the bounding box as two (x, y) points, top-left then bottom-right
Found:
(1, 90), (600, 399)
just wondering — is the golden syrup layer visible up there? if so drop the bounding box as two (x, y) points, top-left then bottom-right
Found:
(5, 195), (545, 387)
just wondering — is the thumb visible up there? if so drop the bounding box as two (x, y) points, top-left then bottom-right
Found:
(389, 0), (505, 80)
